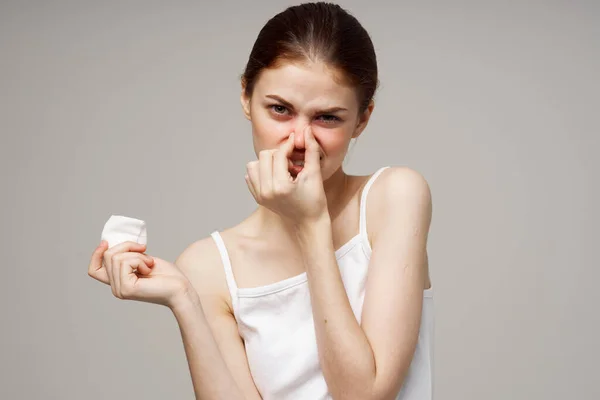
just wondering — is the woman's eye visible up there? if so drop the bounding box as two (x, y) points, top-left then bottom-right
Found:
(270, 105), (288, 115)
(317, 114), (341, 123)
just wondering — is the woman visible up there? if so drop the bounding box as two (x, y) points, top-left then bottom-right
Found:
(88, 2), (434, 399)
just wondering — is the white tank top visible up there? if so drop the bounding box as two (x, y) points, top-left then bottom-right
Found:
(211, 166), (434, 400)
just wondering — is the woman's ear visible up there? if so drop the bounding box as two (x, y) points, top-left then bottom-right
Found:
(240, 82), (251, 121)
(352, 100), (375, 139)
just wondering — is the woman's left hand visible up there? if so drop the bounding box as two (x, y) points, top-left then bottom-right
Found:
(245, 126), (328, 227)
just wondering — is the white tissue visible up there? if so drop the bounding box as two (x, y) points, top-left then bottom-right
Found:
(101, 215), (147, 249)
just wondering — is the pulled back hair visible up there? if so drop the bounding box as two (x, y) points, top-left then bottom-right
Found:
(241, 2), (379, 114)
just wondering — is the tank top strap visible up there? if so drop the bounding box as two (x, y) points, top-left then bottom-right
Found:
(359, 166), (390, 247)
(210, 231), (239, 310)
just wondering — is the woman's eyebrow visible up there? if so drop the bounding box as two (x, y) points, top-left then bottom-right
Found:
(265, 94), (348, 113)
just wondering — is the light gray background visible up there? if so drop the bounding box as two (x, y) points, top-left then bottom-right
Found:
(1, 1), (598, 399)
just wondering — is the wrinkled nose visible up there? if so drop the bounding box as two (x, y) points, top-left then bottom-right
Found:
(293, 125), (307, 149)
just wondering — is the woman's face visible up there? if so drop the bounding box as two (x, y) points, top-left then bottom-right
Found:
(241, 61), (373, 180)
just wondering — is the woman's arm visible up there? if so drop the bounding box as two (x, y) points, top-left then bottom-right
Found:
(296, 167), (432, 400)
(172, 239), (262, 400)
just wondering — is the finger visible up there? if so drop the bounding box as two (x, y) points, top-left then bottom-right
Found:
(106, 241), (147, 256)
(258, 149), (276, 196)
(110, 254), (122, 297)
(119, 257), (146, 299)
(88, 241), (109, 284)
(107, 251), (149, 298)
(274, 132), (295, 184)
(135, 257), (154, 276)
(103, 241), (147, 283)
(303, 125), (322, 173)
(103, 241), (147, 272)
(245, 173), (258, 201)
(246, 160), (261, 202)
(112, 252), (154, 291)
(119, 252), (154, 275)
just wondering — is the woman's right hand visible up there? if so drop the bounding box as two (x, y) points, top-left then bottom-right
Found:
(88, 240), (192, 308)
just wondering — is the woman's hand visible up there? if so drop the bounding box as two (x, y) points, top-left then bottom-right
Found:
(245, 126), (329, 227)
(88, 240), (191, 309)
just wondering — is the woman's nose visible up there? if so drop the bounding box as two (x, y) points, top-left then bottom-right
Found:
(293, 125), (307, 149)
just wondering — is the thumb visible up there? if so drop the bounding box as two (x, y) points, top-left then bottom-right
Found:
(88, 242), (109, 284)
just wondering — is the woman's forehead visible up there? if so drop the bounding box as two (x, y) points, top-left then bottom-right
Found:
(253, 62), (358, 108)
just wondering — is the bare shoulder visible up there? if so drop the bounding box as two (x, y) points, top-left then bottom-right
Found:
(175, 234), (222, 277)
(367, 166), (433, 239)
(369, 166), (431, 206)
(174, 234), (232, 312)
(377, 166), (430, 195)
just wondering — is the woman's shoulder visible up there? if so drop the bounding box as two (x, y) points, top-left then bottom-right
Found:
(175, 234), (221, 269)
(174, 233), (233, 307)
(175, 216), (252, 270)
(371, 165), (430, 193)
(349, 165), (430, 201)
(363, 165), (432, 233)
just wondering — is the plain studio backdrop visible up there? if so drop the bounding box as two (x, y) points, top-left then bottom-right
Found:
(1, 1), (598, 399)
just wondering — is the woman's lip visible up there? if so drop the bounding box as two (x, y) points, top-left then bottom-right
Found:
(289, 154), (324, 161)
(289, 164), (304, 175)
(288, 158), (323, 175)
(290, 149), (324, 160)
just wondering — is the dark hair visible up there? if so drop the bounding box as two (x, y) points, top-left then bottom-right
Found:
(241, 2), (378, 114)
